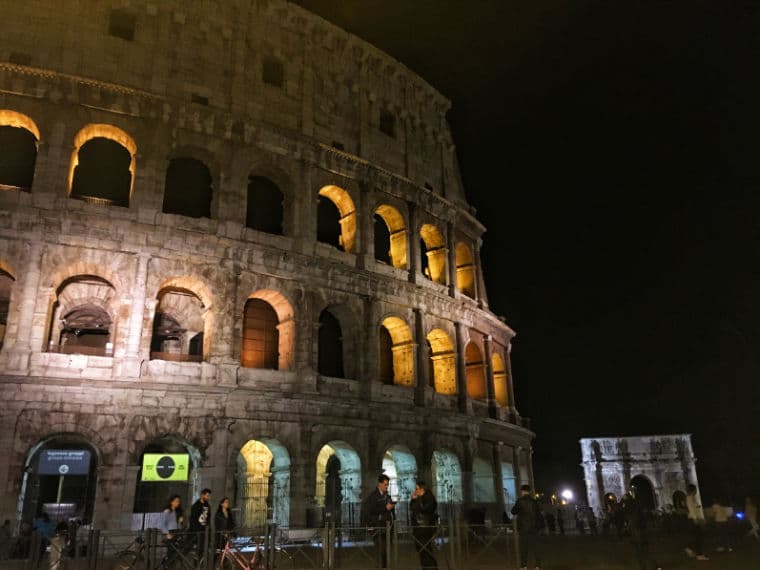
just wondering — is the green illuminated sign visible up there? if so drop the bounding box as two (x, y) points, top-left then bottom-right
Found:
(141, 454), (189, 482)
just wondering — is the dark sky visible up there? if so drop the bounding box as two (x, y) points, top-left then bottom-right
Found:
(294, 0), (760, 501)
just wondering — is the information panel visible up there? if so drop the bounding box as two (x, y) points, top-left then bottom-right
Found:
(141, 454), (190, 482)
(38, 450), (91, 475)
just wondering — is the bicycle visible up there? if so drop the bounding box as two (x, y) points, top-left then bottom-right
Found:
(215, 536), (265, 570)
(115, 532), (207, 570)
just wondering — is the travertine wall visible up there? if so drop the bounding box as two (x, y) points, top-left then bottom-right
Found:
(0, 0), (534, 530)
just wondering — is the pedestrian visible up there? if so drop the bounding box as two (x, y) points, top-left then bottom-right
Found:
(746, 497), (759, 540)
(613, 499), (625, 539)
(623, 490), (661, 570)
(710, 498), (732, 552)
(189, 488), (212, 556)
(214, 497), (236, 550)
(159, 495), (183, 569)
(0, 519), (11, 560)
(511, 484), (543, 570)
(684, 484), (709, 561)
(362, 474), (395, 568)
(544, 510), (556, 534)
(410, 480), (438, 570)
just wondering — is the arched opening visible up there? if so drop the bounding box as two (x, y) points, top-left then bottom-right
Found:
(374, 205), (407, 268)
(162, 157), (213, 218)
(465, 341), (487, 401)
(472, 457), (496, 504)
(242, 299), (279, 370)
(18, 435), (99, 525)
(317, 185), (356, 253)
(0, 110), (39, 190)
(48, 276), (117, 356)
(427, 328), (456, 395)
(236, 439), (290, 529)
(150, 287), (207, 362)
(455, 242), (476, 298)
(315, 441), (361, 526)
(133, 437), (200, 528)
(419, 224), (447, 284)
(492, 353), (508, 407)
(501, 462), (517, 512)
(318, 308), (344, 378)
(379, 316), (414, 386)
(69, 124), (136, 207)
(0, 268), (15, 350)
(247, 176), (284, 235)
(630, 474), (656, 510)
(383, 445), (417, 524)
(432, 450), (462, 522)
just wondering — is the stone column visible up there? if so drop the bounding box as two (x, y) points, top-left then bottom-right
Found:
(513, 447), (522, 491)
(461, 441), (474, 509)
(527, 448), (536, 492)
(407, 202), (421, 284)
(125, 254), (150, 358)
(492, 443), (506, 516)
(483, 335), (497, 419)
(474, 242), (489, 309)
(413, 308), (427, 407)
(9, 241), (44, 351)
(454, 321), (469, 413)
(355, 181), (373, 270)
(446, 222), (457, 297)
(506, 343), (519, 421)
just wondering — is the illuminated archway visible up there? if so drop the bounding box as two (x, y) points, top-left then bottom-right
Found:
(432, 450), (462, 521)
(501, 462), (517, 511)
(419, 224), (447, 284)
(0, 110), (39, 190)
(374, 205), (407, 268)
(236, 439), (290, 528)
(151, 287), (207, 362)
(69, 124), (136, 207)
(492, 353), (508, 407)
(383, 445), (417, 522)
(379, 316), (414, 386)
(472, 457), (496, 503)
(244, 290), (295, 370)
(427, 328), (456, 395)
(48, 275), (118, 356)
(455, 242), (476, 298)
(318, 185), (356, 253)
(465, 341), (487, 401)
(315, 441), (362, 525)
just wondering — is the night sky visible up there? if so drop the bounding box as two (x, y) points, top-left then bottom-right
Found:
(294, 1), (760, 502)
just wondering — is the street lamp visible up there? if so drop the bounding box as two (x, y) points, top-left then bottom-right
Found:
(561, 489), (574, 503)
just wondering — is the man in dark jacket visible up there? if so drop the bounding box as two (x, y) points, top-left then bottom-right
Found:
(511, 485), (542, 570)
(410, 480), (438, 569)
(363, 474), (395, 568)
(189, 488), (211, 555)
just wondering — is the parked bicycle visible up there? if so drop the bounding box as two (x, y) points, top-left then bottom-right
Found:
(115, 531), (207, 570)
(215, 536), (265, 570)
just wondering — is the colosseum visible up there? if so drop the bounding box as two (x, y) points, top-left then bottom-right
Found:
(0, 0), (534, 531)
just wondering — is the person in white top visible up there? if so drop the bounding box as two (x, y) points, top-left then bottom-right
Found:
(684, 485), (708, 561)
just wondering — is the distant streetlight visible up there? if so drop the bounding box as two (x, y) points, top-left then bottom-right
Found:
(561, 489), (574, 502)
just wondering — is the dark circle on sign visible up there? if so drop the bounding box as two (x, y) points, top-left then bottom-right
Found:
(156, 456), (176, 479)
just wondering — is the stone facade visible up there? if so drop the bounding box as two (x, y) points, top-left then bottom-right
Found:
(580, 435), (701, 515)
(0, 0), (533, 530)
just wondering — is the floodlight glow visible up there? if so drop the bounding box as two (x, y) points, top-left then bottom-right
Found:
(736, 512), (745, 520)
(561, 489), (574, 501)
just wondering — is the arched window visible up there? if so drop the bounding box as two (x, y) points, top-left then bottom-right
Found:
(315, 441), (361, 525)
(0, 110), (40, 190)
(69, 124), (136, 207)
(455, 242), (477, 298)
(379, 316), (414, 386)
(150, 287), (206, 362)
(247, 176), (284, 235)
(48, 275), (117, 356)
(0, 268), (15, 350)
(162, 157), (213, 218)
(383, 445), (417, 522)
(317, 185), (356, 253)
(432, 449), (463, 521)
(492, 353), (509, 407)
(374, 205), (408, 268)
(465, 341), (487, 401)
(242, 299), (279, 369)
(318, 309), (344, 378)
(427, 328), (456, 395)
(420, 224), (447, 284)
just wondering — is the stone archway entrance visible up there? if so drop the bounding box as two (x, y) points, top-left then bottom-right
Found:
(432, 450), (463, 522)
(630, 474), (656, 510)
(236, 439), (290, 529)
(315, 441), (362, 526)
(18, 435), (99, 525)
